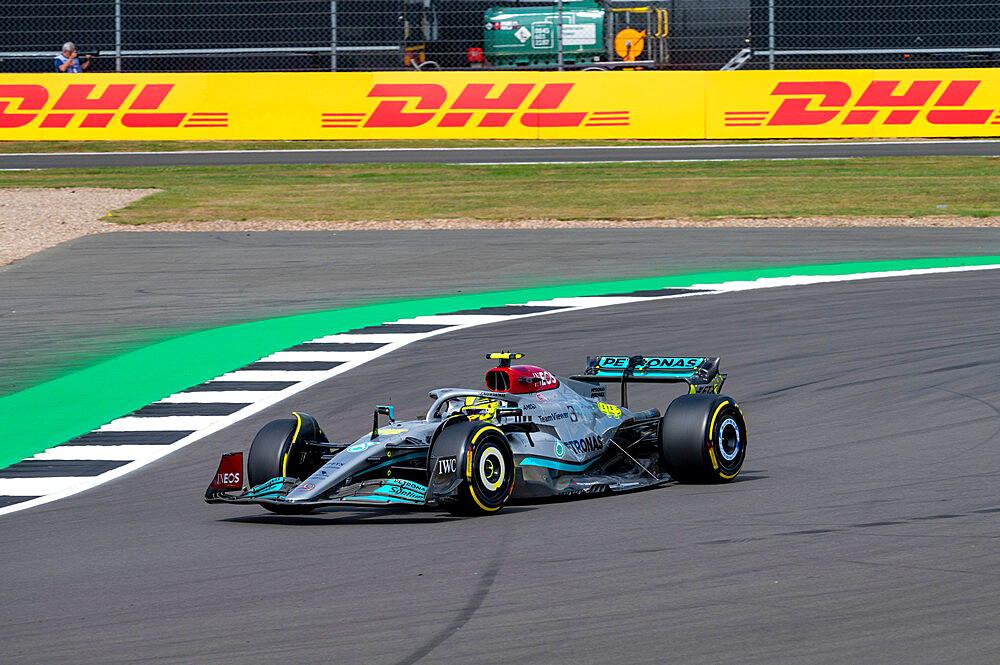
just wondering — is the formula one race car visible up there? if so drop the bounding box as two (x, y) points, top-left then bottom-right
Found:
(205, 352), (748, 516)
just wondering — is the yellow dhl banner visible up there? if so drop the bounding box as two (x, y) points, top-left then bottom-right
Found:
(706, 70), (1000, 139)
(1, 70), (999, 140)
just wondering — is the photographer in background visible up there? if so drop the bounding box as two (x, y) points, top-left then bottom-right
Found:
(55, 42), (91, 73)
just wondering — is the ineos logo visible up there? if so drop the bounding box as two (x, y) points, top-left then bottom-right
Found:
(216, 472), (240, 485)
(436, 457), (458, 475)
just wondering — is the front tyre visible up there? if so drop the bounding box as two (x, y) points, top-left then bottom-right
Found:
(433, 421), (515, 516)
(246, 412), (327, 514)
(659, 394), (747, 483)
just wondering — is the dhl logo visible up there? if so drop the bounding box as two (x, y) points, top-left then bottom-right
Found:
(0, 83), (227, 129)
(725, 80), (999, 127)
(323, 83), (629, 129)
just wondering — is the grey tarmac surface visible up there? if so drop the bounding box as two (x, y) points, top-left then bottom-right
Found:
(0, 229), (1000, 664)
(3, 139), (1000, 169)
(3, 228), (1000, 396)
(2, 265), (1000, 664)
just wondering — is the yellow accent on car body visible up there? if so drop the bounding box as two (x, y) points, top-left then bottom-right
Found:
(598, 402), (622, 419)
(488, 352), (524, 361)
(371, 427), (409, 436)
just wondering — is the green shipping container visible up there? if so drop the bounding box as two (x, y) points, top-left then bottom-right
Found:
(484, 2), (605, 68)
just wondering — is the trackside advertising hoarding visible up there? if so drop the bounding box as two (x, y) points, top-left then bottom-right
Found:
(2, 70), (1000, 140)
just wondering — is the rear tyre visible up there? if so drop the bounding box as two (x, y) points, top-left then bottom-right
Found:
(659, 394), (747, 483)
(246, 413), (327, 514)
(434, 422), (515, 516)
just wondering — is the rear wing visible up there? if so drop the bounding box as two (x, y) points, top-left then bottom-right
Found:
(570, 355), (726, 408)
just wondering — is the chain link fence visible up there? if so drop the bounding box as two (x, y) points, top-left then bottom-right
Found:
(2, 1), (999, 73)
(739, 1), (1000, 70)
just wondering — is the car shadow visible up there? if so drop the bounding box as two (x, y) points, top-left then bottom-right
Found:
(219, 505), (536, 526)
(731, 471), (768, 482)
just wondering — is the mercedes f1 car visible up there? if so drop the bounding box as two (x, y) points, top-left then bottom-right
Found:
(205, 352), (748, 516)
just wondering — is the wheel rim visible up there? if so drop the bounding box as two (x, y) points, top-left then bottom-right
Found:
(718, 417), (741, 462)
(469, 431), (514, 509)
(479, 446), (506, 491)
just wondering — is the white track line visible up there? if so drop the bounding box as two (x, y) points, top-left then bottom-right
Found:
(3, 262), (999, 517)
(308, 333), (424, 343)
(0, 477), (98, 496)
(99, 416), (228, 432)
(31, 446), (173, 461)
(522, 296), (650, 307)
(456, 157), (860, 166)
(212, 370), (333, 382)
(392, 314), (514, 325)
(260, 350), (383, 362)
(159, 391), (283, 403)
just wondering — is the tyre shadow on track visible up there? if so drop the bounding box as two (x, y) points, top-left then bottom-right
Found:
(499, 473), (770, 504)
(732, 473), (769, 481)
(218, 505), (537, 526)
(217, 477), (770, 526)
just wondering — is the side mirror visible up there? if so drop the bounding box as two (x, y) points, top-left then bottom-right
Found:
(371, 404), (396, 439)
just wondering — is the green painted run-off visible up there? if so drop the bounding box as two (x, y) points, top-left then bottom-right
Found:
(3, 256), (998, 470)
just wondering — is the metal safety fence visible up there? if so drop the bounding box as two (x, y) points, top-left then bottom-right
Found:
(2, 1), (1000, 73)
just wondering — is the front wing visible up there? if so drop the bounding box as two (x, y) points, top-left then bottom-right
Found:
(206, 477), (433, 509)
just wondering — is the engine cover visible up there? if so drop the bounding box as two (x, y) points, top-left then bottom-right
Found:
(485, 364), (559, 394)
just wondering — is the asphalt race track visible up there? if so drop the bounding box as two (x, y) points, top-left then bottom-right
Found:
(5, 229), (1000, 396)
(2, 231), (1000, 664)
(3, 139), (1000, 169)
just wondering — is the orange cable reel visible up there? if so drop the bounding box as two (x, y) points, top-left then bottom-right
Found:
(614, 28), (646, 61)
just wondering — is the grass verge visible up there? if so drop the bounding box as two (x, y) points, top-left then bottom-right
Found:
(2, 157), (1000, 221)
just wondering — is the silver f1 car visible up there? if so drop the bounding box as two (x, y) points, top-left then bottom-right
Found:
(205, 352), (748, 515)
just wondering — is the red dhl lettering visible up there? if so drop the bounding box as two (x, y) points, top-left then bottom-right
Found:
(320, 83), (628, 129)
(0, 83), (228, 129)
(724, 80), (996, 127)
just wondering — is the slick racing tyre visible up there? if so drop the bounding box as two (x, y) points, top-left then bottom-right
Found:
(432, 420), (515, 516)
(247, 413), (326, 514)
(659, 394), (747, 483)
